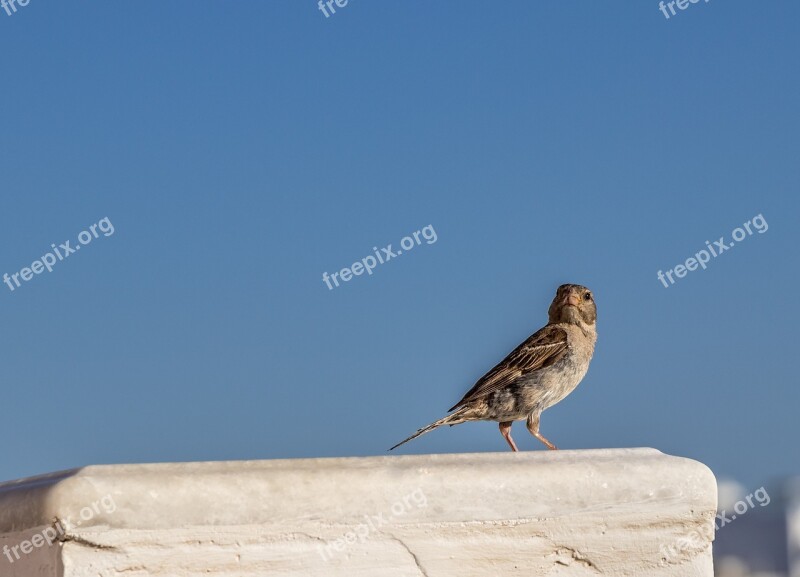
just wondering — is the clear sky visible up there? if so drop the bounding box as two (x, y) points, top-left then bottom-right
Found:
(1, 1), (797, 489)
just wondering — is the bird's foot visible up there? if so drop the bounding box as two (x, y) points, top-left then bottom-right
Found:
(499, 421), (519, 451)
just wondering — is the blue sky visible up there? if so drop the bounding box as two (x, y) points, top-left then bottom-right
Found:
(0, 1), (797, 488)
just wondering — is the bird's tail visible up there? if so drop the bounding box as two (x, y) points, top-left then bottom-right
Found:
(389, 408), (468, 451)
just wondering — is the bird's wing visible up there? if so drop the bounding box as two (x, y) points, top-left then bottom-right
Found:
(449, 325), (569, 411)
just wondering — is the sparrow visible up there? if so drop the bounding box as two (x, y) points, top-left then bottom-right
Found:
(390, 284), (597, 452)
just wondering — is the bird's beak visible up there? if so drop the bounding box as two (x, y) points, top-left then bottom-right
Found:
(562, 293), (580, 307)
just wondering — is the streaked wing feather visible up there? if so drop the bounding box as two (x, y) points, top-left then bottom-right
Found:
(449, 325), (568, 411)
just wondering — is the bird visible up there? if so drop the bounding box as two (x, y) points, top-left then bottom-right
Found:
(389, 284), (597, 452)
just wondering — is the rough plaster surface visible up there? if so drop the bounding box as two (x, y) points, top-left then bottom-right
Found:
(0, 448), (716, 576)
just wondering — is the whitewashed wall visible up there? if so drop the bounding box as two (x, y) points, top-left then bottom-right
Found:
(0, 448), (717, 576)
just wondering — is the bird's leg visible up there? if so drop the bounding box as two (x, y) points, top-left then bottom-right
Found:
(526, 413), (558, 450)
(499, 421), (519, 452)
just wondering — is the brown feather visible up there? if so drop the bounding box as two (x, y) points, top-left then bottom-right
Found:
(448, 325), (569, 411)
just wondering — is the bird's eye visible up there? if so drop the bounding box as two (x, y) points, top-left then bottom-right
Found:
(583, 293), (592, 301)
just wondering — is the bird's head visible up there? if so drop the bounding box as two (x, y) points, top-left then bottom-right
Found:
(548, 284), (596, 328)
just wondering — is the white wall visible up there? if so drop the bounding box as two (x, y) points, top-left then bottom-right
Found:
(0, 448), (717, 576)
